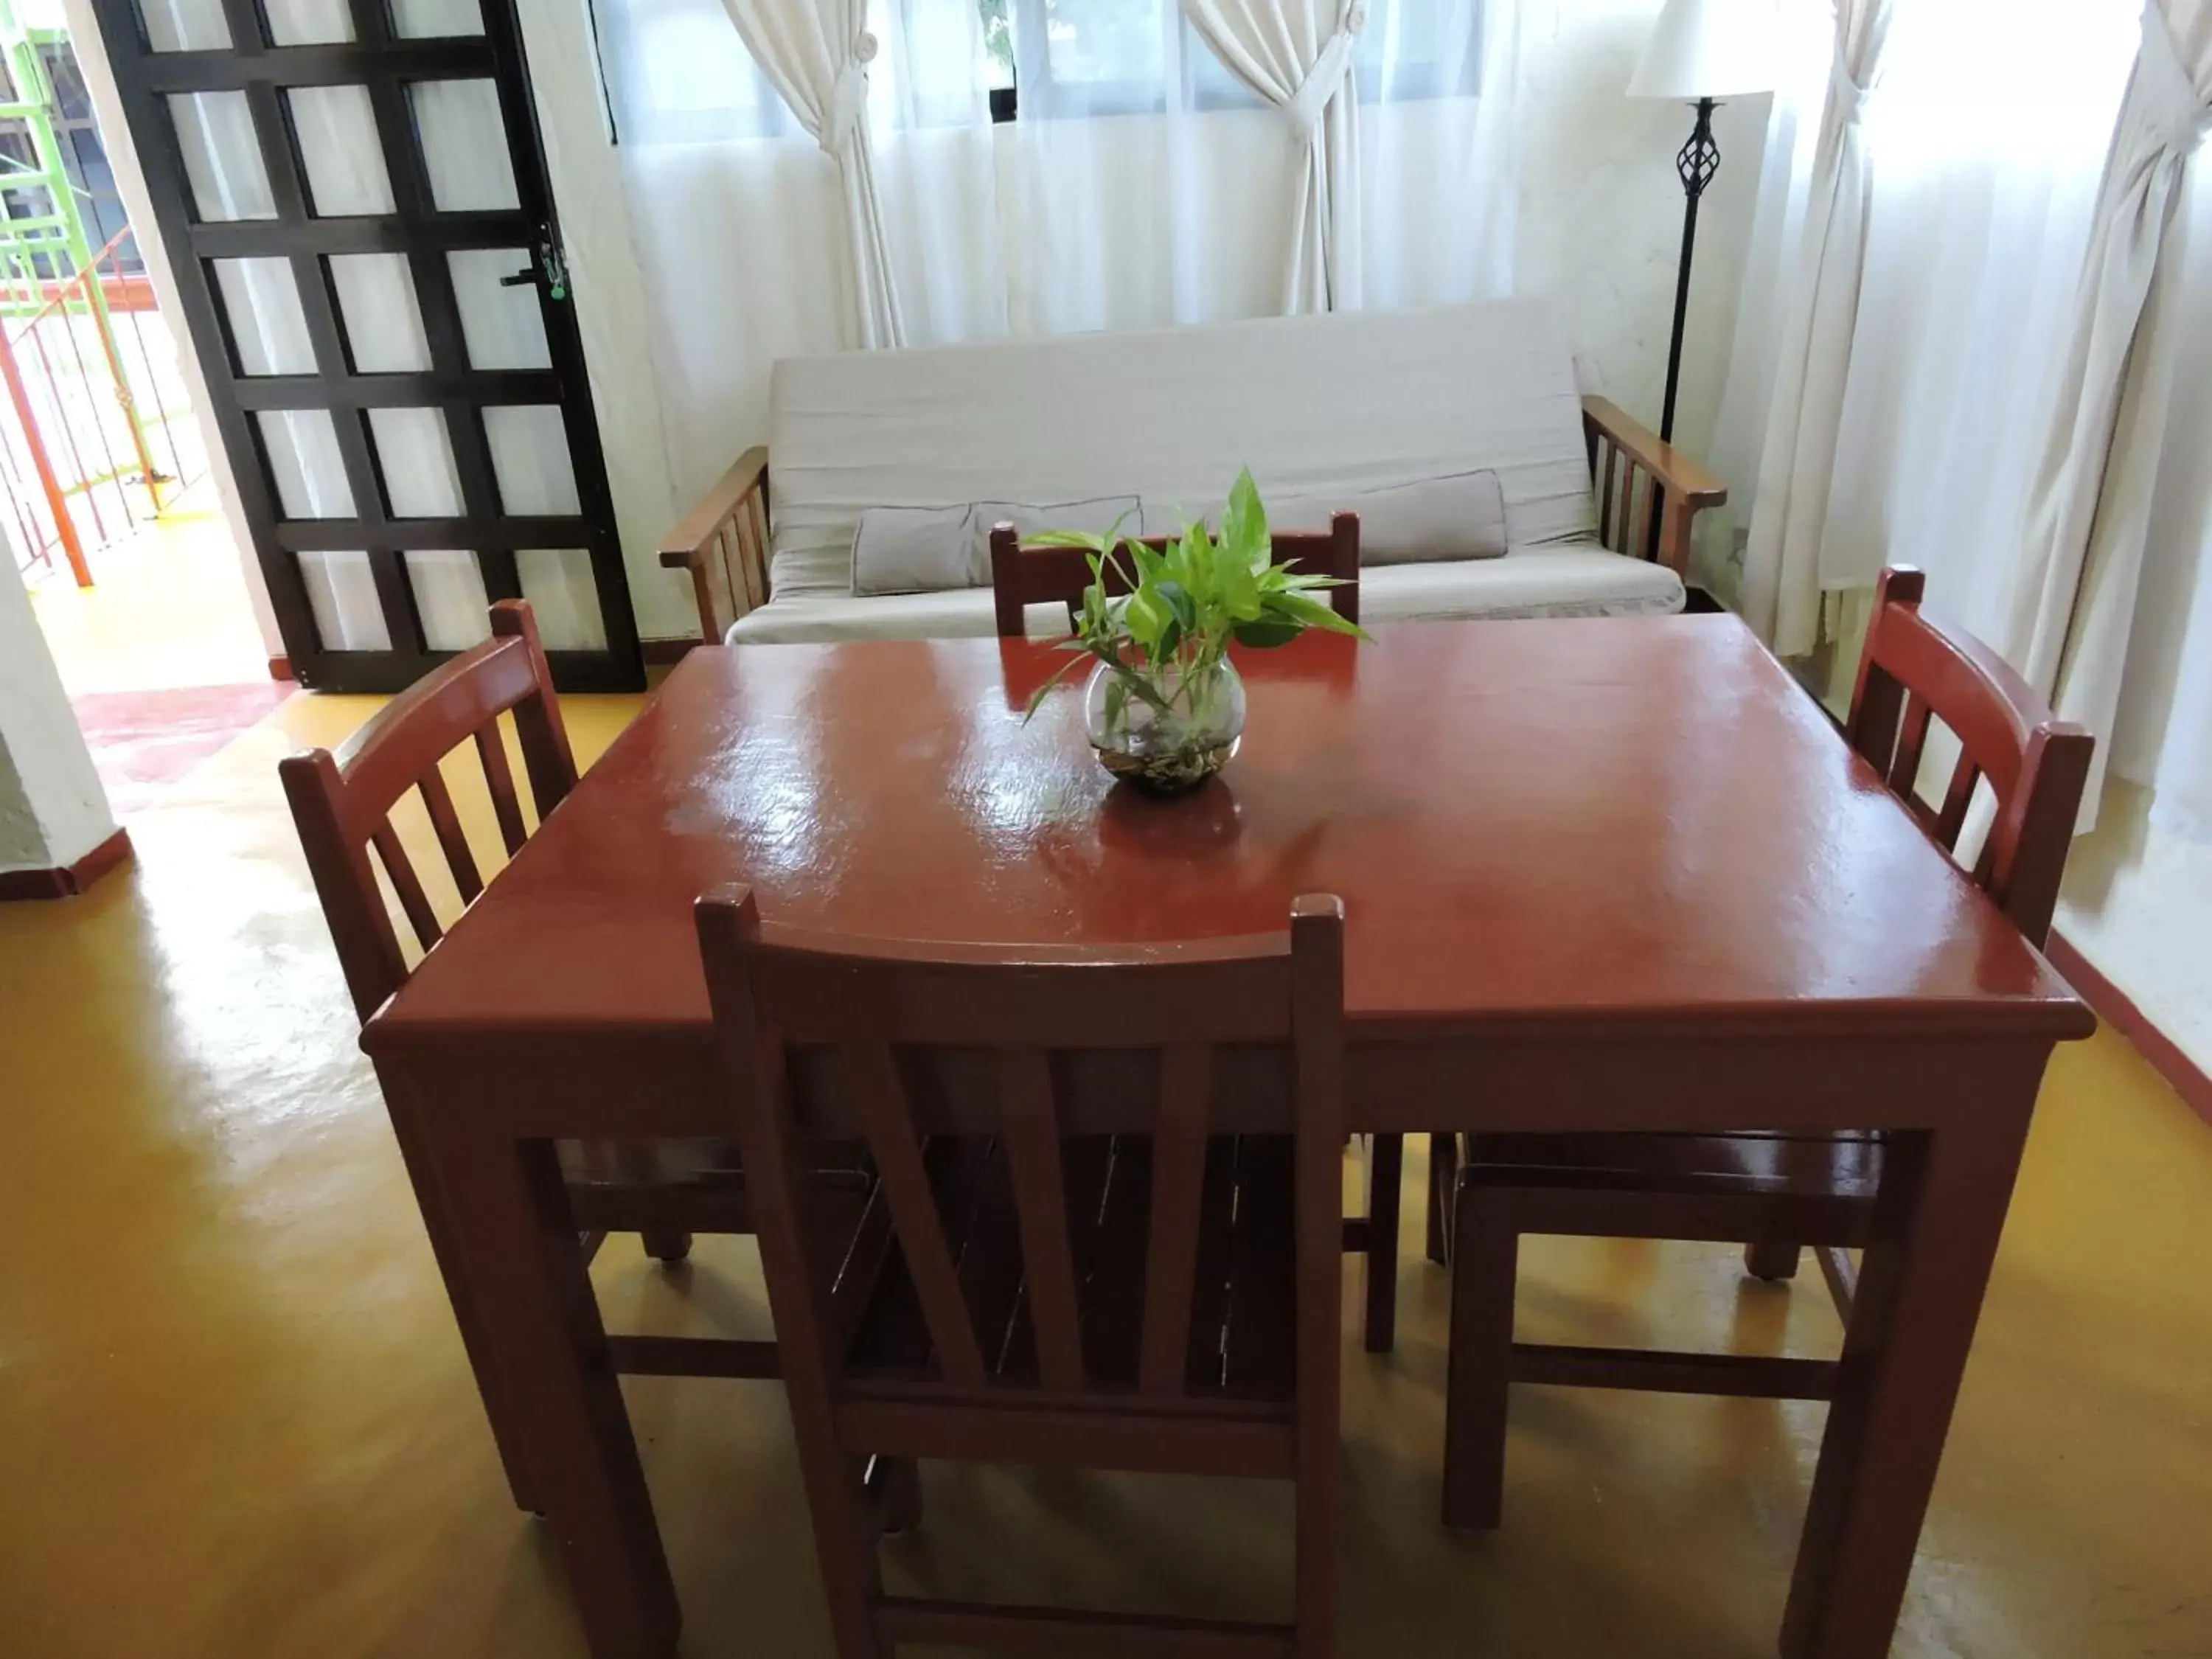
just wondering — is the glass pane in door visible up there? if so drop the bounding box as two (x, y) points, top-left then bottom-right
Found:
(406, 552), (491, 649)
(139, 0), (231, 51)
(288, 86), (396, 216)
(389, 0), (486, 36)
(264, 0), (355, 44)
(517, 549), (607, 650)
(447, 248), (551, 369)
(408, 80), (520, 211)
(169, 93), (276, 220)
(483, 406), (579, 515)
(369, 408), (465, 517)
(212, 259), (314, 375)
(329, 254), (432, 372)
(299, 550), (393, 650)
(258, 409), (357, 518)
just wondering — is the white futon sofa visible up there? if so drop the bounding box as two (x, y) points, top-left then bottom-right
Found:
(663, 299), (1724, 645)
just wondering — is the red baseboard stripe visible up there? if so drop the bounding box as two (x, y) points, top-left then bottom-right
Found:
(2046, 928), (2212, 1128)
(0, 827), (133, 902)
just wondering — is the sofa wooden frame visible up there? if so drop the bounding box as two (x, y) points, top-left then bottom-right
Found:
(660, 397), (1726, 646)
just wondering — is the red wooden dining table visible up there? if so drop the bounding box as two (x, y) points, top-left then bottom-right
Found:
(362, 614), (2092, 1659)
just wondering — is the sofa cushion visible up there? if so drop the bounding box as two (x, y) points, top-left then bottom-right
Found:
(1271, 470), (1508, 566)
(728, 545), (1682, 644)
(764, 298), (1596, 598)
(972, 495), (1141, 581)
(850, 503), (976, 596)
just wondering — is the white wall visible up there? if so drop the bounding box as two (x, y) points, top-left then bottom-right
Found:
(0, 549), (117, 873)
(1517, 0), (1768, 459)
(2059, 789), (2212, 1079)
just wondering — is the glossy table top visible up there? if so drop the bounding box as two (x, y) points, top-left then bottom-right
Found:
(368, 616), (2089, 1047)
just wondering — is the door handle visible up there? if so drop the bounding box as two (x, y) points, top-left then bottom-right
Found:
(501, 222), (571, 302)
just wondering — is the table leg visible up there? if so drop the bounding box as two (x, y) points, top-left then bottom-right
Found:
(439, 1124), (681, 1659)
(378, 1062), (541, 1514)
(1781, 1085), (2037, 1659)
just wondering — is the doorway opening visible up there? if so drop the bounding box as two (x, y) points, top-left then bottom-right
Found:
(4, 0), (283, 816)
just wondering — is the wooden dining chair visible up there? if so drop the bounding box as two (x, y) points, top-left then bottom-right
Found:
(1439, 566), (2096, 1529)
(695, 887), (1348, 1658)
(281, 601), (850, 1410)
(988, 511), (1362, 638)
(989, 512), (1405, 1354)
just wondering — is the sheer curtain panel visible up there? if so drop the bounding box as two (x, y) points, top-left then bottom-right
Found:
(2000, 0), (2212, 820)
(1178, 0), (1366, 313)
(714, 0), (908, 347)
(1737, 0), (1894, 656)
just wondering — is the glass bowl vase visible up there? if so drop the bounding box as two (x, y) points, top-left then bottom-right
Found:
(1083, 655), (1246, 796)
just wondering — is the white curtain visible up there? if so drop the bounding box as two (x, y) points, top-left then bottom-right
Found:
(1178, 0), (1365, 313)
(714, 0), (908, 347)
(606, 0), (1512, 508)
(1737, 0), (1894, 656)
(1998, 0), (2212, 820)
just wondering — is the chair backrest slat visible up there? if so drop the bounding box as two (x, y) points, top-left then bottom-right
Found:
(841, 1040), (989, 1387)
(282, 600), (577, 1023)
(989, 515), (1361, 639)
(371, 819), (442, 953)
(1138, 1043), (1214, 1398)
(1846, 566), (2095, 947)
(697, 888), (1346, 1414)
(416, 765), (484, 902)
(474, 723), (529, 857)
(995, 1047), (1087, 1392)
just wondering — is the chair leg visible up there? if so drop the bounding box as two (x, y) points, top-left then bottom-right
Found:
(1425, 1133), (1458, 1266)
(1443, 1184), (1517, 1531)
(641, 1225), (694, 1265)
(1365, 1133), (1402, 1354)
(1745, 1239), (1803, 1281)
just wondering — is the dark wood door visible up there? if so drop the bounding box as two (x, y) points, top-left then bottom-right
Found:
(91, 0), (642, 692)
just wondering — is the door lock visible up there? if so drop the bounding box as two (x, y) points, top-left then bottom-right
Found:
(498, 223), (569, 302)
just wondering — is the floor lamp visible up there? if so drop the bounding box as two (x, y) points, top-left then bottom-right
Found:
(1630, 0), (1777, 444)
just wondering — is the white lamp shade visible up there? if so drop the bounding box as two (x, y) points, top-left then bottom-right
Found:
(1628, 0), (1779, 100)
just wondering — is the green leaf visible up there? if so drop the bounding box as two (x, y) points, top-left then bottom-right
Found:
(1029, 529), (1109, 550)
(1262, 589), (1370, 639)
(1221, 467), (1268, 572)
(1232, 618), (1303, 648)
(1124, 583), (1171, 658)
(1020, 651), (1089, 721)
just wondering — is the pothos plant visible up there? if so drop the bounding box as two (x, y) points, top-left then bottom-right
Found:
(1023, 468), (1369, 737)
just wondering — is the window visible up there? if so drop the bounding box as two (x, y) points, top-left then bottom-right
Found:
(594, 0), (1483, 145)
(998, 0), (1482, 122)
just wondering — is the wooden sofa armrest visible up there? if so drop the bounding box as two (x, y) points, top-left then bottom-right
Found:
(1580, 396), (1728, 579)
(660, 446), (771, 643)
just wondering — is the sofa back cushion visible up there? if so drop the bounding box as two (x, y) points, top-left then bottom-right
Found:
(1262, 470), (1507, 566)
(766, 298), (1594, 597)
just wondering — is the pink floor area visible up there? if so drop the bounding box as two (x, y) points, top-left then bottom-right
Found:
(71, 683), (296, 816)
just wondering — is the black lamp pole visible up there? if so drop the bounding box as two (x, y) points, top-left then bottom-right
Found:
(1660, 96), (1722, 444)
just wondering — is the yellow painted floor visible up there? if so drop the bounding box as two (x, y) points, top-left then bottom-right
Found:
(1, 689), (2209, 1659)
(25, 492), (268, 697)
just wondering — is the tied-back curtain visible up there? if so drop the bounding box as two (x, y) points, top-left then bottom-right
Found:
(2000, 0), (2212, 818)
(1179, 0), (1366, 313)
(1738, 0), (1895, 657)
(716, 0), (908, 348)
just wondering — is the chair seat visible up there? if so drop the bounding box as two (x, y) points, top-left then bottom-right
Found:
(1462, 1131), (1882, 1202)
(844, 1133), (1298, 1403)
